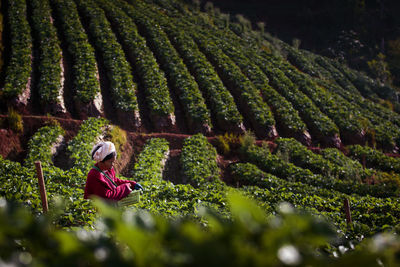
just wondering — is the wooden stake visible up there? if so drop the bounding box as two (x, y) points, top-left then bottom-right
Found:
(344, 198), (352, 225)
(35, 161), (48, 213)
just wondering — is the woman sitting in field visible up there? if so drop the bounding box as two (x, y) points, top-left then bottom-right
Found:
(84, 141), (143, 201)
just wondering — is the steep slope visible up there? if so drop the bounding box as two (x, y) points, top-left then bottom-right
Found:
(0, 0), (399, 242)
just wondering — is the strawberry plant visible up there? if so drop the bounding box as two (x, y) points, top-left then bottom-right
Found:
(50, 0), (101, 106)
(30, 0), (64, 111)
(181, 134), (221, 187)
(2, 0), (32, 100)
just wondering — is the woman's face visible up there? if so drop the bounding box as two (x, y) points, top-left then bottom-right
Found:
(102, 156), (116, 170)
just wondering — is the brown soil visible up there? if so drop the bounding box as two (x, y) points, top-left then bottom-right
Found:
(0, 128), (23, 162)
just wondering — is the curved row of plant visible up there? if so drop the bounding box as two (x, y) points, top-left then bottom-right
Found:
(148, 10), (245, 133)
(231, 162), (400, 236)
(96, 0), (176, 129)
(131, 138), (170, 181)
(180, 134), (221, 187)
(23, 123), (65, 168)
(275, 138), (400, 189)
(239, 141), (398, 198)
(119, 0), (212, 133)
(347, 144), (400, 174)
(289, 49), (400, 131)
(311, 56), (400, 149)
(148, 0), (400, 151)
(0, 119), (89, 225)
(276, 58), (366, 141)
(145, 2), (335, 145)
(189, 31), (277, 139)
(50, 0), (101, 107)
(74, 0), (139, 127)
(2, 0), (32, 100)
(200, 28), (310, 142)
(254, 51), (340, 143)
(30, 0), (64, 112)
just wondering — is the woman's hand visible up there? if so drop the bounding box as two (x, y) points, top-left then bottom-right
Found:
(134, 183), (144, 191)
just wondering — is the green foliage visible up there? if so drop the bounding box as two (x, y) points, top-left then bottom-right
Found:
(6, 107), (23, 133)
(1, 196), (400, 266)
(275, 138), (351, 180)
(3, 0), (32, 99)
(215, 132), (242, 155)
(240, 141), (398, 198)
(2, 0), (400, 263)
(348, 145), (400, 174)
(367, 53), (392, 85)
(192, 30), (276, 138)
(230, 161), (400, 238)
(30, 0), (63, 106)
(51, 0), (100, 104)
(24, 124), (65, 168)
(152, 12), (244, 132)
(239, 130), (256, 151)
(258, 51), (339, 138)
(75, 0), (138, 113)
(192, 24), (308, 137)
(181, 134), (220, 187)
(131, 138), (169, 181)
(120, 0), (212, 132)
(96, 0), (175, 119)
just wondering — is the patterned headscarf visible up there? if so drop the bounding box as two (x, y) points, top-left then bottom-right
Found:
(91, 141), (116, 162)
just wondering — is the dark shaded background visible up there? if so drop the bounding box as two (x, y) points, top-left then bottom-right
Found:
(201, 0), (400, 83)
(205, 0), (400, 52)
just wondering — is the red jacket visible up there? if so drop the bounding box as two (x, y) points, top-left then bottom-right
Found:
(84, 164), (137, 201)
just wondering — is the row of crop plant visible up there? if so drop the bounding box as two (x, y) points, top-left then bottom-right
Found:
(1, 116), (399, 239)
(132, 0), (400, 152)
(278, 59), (366, 143)
(50, 0), (102, 118)
(149, 10), (245, 134)
(30, 0), (65, 114)
(144, 1), (344, 148)
(239, 141), (398, 198)
(95, 0), (176, 131)
(303, 55), (400, 150)
(274, 138), (400, 190)
(0, 118), (223, 226)
(194, 26), (311, 144)
(133, 0), (277, 138)
(279, 42), (400, 141)
(176, 0), (400, 152)
(185, 35), (276, 139)
(0, 118), (108, 225)
(117, 0), (212, 134)
(73, 0), (140, 129)
(2, 0), (32, 107)
(231, 162), (400, 237)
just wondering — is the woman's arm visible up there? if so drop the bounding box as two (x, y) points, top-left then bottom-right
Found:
(85, 170), (132, 201)
(110, 168), (137, 187)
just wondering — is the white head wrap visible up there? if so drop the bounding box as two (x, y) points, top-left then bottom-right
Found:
(91, 141), (116, 162)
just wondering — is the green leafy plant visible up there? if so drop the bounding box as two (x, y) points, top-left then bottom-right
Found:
(181, 134), (220, 187)
(51, 0), (100, 104)
(6, 107), (23, 133)
(104, 125), (127, 160)
(3, 0), (32, 99)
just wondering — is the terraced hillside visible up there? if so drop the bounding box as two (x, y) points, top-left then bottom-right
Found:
(1, 0), (400, 255)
